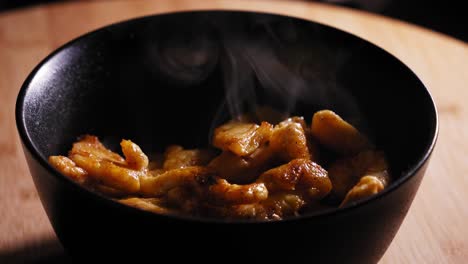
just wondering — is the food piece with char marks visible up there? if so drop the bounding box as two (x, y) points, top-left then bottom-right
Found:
(212, 121), (273, 156)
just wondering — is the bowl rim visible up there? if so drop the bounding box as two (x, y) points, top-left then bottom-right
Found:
(15, 9), (439, 224)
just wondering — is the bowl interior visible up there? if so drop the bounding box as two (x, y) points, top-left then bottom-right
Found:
(17, 11), (437, 213)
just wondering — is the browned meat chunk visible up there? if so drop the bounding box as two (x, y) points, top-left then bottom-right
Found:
(270, 118), (311, 161)
(209, 193), (305, 220)
(208, 146), (274, 183)
(259, 158), (332, 200)
(212, 121), (273, 156)
(311, 110), (370, 155)
(328, 150), (388, 199)
(48, 155), (87, 183)
(139, 166), (213, 197)
(68, 135), (148, 193)
(208, 179), (268, 204)
(340, 174), (388, 207)
(48, 109), (391, 220)
(163, 145), (216, 170)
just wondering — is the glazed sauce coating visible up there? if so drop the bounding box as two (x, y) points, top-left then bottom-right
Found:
(49, 109), (390, 220)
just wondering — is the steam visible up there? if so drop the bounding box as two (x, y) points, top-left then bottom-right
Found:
(218, 15), (312, 120)
(150, 13), (365, 139)
(150, 17), (219, 85)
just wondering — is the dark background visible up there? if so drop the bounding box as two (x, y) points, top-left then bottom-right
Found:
(382, 0), (465, 42)
(0, 0), (466, 42)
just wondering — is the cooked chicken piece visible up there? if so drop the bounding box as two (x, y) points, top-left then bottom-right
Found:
(119, 198), (173, 214)
(68, 135), (147, 193)
(209, 193), (305, 220)
(121, 139), (148, 170)
(208, 151), (248, 182)
(370, 170), (390, 187)
(224, 204), (268, 220)
(48, 155), (87, 183)
(340, 173), (388, 207)
(328, 150), (388, 199)
(71, 154), (143, 193)
(208, 146), (274, 183)
(260, 193), (305, 219)
(163, 145), (216, 170)
(68, 135), (126, 165)
(287, 116), (308, 131)
(148, 169), (164, 177)
(311, 110), (370, 155)
(166, 187), (199, 213)
(270, 118), (311, 161)
(208, 179), (268, 204)
(139, 166), (215, 197)
(280, 116), (321, 161)
(212, 121), (273, 156)
(48, 108), (392, 219)
(141, 164), (267, 205)
(259, 158), (332, 200)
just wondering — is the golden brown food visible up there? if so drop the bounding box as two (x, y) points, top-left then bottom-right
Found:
(208, 179), (268, 204)
(340, 175), (386, 207)
(209, 193), (305, 220)
(208, 146), (274, 183)
(163, 145), (215, 170)
(68, 135), (145, 193)
(311, 110), (370, 155)
(69, 135), (126, 164)
(139, 166), (213, 197)
(49, 109), (391, 220)
(213, 121), (273, 156)
(328, 150), (388, 199)
(270, 118), (311, 161)
(121, 139), (149, 170)
(258, 159), (331, 200)
(48, 156), (87, 183)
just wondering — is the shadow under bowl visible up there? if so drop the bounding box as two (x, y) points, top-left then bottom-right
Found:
(16, 10), (437, 263)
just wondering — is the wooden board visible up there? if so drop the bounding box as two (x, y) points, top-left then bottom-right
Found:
(0, 0), (467, 262)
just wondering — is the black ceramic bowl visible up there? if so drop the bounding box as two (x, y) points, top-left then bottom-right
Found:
(16, 10), (437, 263)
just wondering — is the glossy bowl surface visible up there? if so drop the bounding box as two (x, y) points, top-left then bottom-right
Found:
(16, 10), (438, 263)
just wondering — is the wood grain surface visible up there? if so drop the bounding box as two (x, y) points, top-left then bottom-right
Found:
(0, 0), (467, 263)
